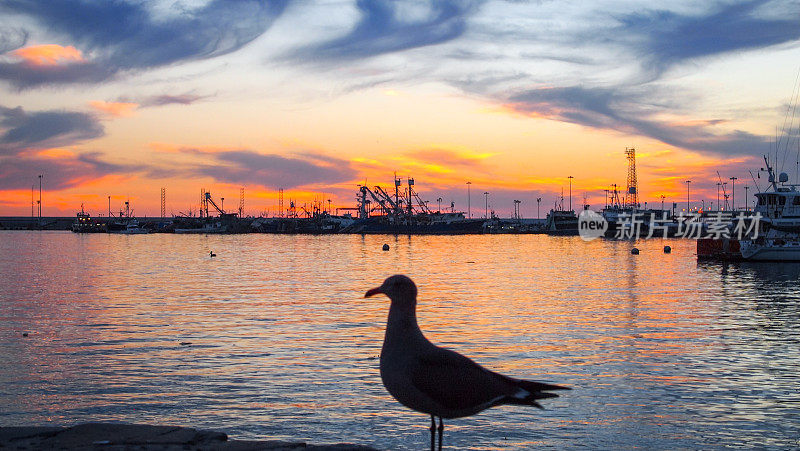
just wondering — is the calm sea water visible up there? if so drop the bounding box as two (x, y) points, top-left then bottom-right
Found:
(1, 231), (798, 449)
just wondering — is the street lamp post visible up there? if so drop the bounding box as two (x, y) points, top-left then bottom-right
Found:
(744, 186), (749, 212)
(686, 180), (691, 212)
(484, 192), (489, 219)
(437, 197), (442, 213)
(730, 177), (737, 211)
(536, 197), (541, 219)
(466, 181), (472, 218)
(38, 174), (42, 225)
(568, 176), (574, 211)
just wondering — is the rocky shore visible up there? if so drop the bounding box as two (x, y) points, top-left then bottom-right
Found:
(0, 423), (378, 450)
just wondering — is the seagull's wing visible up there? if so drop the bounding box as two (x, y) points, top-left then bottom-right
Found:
(409, 347), (515, 412)
(410, 346), (570, 412)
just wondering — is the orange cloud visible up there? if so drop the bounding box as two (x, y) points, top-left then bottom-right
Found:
(89, 101), (139, 117)
(36, 148), (76, 159)
(12, 44), (85, 66)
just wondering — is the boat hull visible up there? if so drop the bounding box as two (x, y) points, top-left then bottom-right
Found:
(740, 240), (800, 261)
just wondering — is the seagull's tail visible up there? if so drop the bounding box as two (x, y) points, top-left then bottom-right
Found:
(502, 377), (571, 409)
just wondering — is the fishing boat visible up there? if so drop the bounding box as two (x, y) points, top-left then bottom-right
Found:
(118, 219), (149, 234)
(71, 205), (106, 233)
(544, 209), (579, 235)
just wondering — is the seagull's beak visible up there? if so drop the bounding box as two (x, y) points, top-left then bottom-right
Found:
(364, 287), (383, 298)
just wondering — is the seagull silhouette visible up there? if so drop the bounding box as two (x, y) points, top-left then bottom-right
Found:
(366, 274), (568, 450)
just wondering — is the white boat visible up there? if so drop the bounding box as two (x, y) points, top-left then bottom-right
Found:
(738, 156), (800, 260)
(119, 219), (149, 234)
(740, 231), (800, 261)
(174, 221), (226, 234)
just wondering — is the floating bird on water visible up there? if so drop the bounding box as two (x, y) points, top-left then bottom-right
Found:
(209, 251), (216, 257)
(365, 275), (568, 450)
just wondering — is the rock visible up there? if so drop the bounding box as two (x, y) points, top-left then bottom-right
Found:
(0, 423), (378, 450)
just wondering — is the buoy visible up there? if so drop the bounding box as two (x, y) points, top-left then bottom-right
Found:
(209, 251), (216, 257)
(382, 244), (390, 251)
(664, 245), (671, 254)
(631, 247), (639, 255)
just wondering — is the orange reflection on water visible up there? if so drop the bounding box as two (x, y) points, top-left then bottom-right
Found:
(1, 232), (799, 449)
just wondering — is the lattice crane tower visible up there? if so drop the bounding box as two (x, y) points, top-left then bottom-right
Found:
(625, 147), (638, 209)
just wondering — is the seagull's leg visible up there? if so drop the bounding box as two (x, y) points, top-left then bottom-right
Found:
(429, 415), (436, 451)
(437, 417), (444, 451)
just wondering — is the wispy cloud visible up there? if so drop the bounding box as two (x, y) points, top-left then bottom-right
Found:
(292, 0), (481, 62)
(0, 105), (104, 155)
(0, 0), (290, 88)
(0, 26), (27, 54)
(619, 0), (800, 76)
(201, 150), (357, 189)
(139, 93), (209, 107)
(171, 148), (358, 189)
(505, 85), (772, 157)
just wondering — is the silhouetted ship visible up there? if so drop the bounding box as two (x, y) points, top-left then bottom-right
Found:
(71, 205), (106, 233)
(340, 177), (485, 234)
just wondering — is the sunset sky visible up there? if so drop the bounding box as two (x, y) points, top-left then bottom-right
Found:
(2, 0), (800, 217)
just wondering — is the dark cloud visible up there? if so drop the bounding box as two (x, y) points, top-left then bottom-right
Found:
(0, 105), (104, 155)
(293, 0), (481, 62)
(0, 0), (290, 88)
(507, 86), (771, 156)
(0, 152), (129, 190)
(619, 0), (800, 75)
(0, 61), (115, 90)
(0, 26), (28, 54)
(193, 150), (358, 189)
(139, 93), (209, 107)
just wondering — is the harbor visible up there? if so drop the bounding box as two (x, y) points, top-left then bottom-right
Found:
(9, 146), (800, 263)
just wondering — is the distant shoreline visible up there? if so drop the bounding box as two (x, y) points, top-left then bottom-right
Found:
(0, 423), (377, 450)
